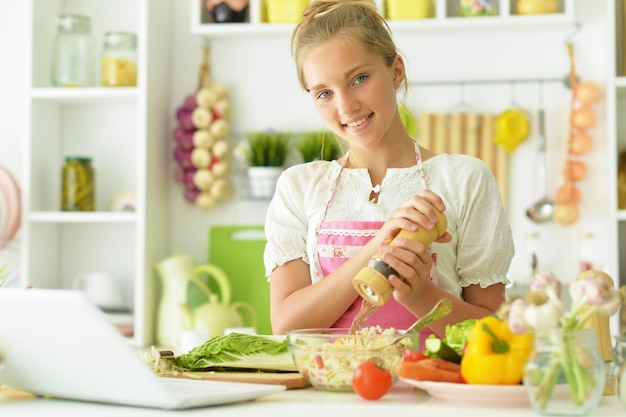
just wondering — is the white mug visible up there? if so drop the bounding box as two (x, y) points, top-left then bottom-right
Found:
(176, 330), (210, 354)
(73, 272), (124, 309)
(224, 327), (257, 335)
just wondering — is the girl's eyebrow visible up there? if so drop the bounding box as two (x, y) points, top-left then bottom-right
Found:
(307, 63), (370, 92)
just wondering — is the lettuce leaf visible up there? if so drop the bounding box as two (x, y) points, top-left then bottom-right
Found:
(173, 333), (296, 372)
(443, 318), (477, 355)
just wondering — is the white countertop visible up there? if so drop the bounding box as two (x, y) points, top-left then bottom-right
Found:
(0, 382), (623, 417)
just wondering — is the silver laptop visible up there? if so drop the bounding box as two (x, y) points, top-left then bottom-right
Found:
(0, 289), (284, 409)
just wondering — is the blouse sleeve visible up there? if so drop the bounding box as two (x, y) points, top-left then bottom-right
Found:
(457, 158), (513, 287)
(263, 167), (310, 279)
(434, 155), (514, 290)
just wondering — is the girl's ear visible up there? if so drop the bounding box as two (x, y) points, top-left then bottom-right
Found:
(392, 54), (406, 89)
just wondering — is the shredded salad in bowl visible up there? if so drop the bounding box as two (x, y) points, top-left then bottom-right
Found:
(286, 326), (418, 391)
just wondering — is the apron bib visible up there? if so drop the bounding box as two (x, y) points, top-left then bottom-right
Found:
(315, 141), (437, 347)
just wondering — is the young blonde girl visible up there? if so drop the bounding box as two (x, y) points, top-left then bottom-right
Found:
(265, 0), (514, 340)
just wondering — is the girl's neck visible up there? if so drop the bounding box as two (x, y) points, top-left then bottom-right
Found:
(345, 138), (416, 169)
(344, 138), (417, 187)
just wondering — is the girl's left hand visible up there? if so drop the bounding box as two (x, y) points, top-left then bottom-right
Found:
(379, 235), (434, 301)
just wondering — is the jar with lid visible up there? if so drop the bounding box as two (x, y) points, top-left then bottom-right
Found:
(51, 14), (95, 87)
(61, 157), (95, 211)
(101, 32), (137, 87)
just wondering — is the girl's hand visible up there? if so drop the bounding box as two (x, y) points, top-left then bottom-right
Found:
(396, 190), (450, 240)
(374, 190), (451, 302)
(372, 190), (451, 249)
(380, 236), (433, 301)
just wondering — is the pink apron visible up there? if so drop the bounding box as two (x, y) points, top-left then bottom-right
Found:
(315, 142), (437, 348)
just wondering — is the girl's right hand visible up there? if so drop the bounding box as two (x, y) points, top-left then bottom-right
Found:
(373, 190), (451, 248)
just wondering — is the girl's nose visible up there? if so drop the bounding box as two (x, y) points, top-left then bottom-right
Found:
(337, 91), (359, 116)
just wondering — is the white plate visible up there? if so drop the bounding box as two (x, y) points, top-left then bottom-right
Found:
(400, 378), (530, 407)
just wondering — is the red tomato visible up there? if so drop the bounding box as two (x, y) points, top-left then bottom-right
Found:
(402, 349), (428, 362)
(352, 361), (393, 400)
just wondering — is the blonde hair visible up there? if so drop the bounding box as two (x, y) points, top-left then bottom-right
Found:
(290, 0), (401, 92)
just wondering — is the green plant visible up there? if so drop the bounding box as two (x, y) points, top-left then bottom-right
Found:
(245, 130), (291, 167)
(297, 131), (343, 163)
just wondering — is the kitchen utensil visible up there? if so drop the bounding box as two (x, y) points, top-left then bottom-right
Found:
(526, 108), (555, 223)
(493, 107), (530, 152)
(179, 292), (258, 339)
(162, 371), (308, 389)
(73, 271), (125, 309)
(175, 329), (210, 354)
(375, 298), (452, 349)
(155, 254), (223, 347)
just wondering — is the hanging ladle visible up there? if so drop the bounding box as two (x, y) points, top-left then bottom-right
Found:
(526, 106), (555, 223)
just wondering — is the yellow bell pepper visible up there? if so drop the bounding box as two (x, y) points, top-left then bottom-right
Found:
(460, 315), (533, 385)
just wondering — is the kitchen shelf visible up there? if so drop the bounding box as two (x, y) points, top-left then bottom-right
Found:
(30, 87), (139, 103)
(28, 211), (138, 223)
(191, 0), (576, 37)
(609, 0), (626, 336)
(22, 0), (171, 348)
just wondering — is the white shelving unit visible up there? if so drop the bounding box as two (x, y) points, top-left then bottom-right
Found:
(190, 0), (576, 37)
(22, 0), (171, 347)
(609, 0), (626, 334)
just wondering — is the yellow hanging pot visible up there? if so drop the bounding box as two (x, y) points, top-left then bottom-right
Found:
(493, 108), (530, 152)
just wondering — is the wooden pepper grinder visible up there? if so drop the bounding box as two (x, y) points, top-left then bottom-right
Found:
(352, 208), (447, 306)
(576, 270), (616, 396)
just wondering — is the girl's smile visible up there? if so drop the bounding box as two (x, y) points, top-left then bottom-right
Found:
(301, 37), (404, 152)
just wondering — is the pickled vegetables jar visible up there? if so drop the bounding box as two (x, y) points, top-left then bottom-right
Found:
(61, 157), (95, 211)
(101, 32), (137, 87)
(51, 14), (95, 87)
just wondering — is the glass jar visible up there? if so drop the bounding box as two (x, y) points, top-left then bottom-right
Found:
(101, 31), (137, 87)
(524, 329), (605, 416)
(51, 14), (95, 87)
(61, 157), (95, 211)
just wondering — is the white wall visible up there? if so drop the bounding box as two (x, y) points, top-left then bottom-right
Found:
(0, 0), (614, 285)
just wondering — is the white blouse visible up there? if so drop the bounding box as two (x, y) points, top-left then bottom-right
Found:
(264, 153), (514, 300)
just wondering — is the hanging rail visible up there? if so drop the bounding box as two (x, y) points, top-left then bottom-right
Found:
(409, 77), (566, 87)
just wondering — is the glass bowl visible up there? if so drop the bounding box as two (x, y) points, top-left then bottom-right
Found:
(286, 327), (419, 391)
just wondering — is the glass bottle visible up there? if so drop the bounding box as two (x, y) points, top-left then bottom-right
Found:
(61, 157), (95, 211)
(51, 14), (95, 87)
(101, 32), (137, 87)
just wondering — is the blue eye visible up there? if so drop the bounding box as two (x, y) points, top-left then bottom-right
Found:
(316, 90), (330, 99)
(354, 75), (368, 85)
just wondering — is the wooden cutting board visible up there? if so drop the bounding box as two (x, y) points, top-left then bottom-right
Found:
(160, 372), (310, 390)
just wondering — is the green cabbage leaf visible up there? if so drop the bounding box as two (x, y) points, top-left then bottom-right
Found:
(173, 333), (296, 372)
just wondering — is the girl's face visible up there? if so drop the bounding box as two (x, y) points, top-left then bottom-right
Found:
(301, 37), (405, 151)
